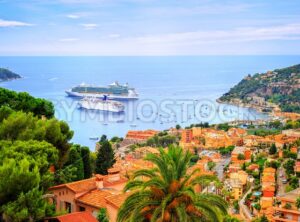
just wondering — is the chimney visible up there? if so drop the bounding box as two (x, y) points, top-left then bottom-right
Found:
(108, 168), (121, 182)
(95, 175), (104, 189)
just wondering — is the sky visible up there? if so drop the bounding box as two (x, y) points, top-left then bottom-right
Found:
(0, 0), (300, 55)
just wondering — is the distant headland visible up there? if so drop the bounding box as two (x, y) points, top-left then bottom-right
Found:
(0, 68), (21, 82)
(218, 64), (300, 113)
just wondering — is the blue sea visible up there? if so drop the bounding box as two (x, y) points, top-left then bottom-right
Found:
(0, 56), (299, 150)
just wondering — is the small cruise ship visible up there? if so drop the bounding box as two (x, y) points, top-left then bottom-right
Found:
(66, 81), (138, 100)
(78, 97), (125, 113)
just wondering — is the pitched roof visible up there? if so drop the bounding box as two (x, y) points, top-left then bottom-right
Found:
(248, 164), (259, 170)
(55, 212), (97, 222)
(262, 175), (276, 183)
(105, 192), (132, 208)
(103, 176), (128, 187)
(49, 178), (96, 193)
(76, 189), (112, 208)
(262, 186), (276, 192)
(263, 167), (276, 174)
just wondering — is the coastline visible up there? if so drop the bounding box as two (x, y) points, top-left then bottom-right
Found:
(216, 98), (275, 119)
(0, 76), (22, 83)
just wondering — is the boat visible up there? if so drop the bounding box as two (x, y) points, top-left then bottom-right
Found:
(130, 124), (137, 127)
(66, 81), (138, 100)
(89, 137), (99, 140)
(78, 96), (125, 113)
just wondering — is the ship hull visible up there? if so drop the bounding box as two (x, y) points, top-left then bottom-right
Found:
(78, 99), (125, 113)
(66, 90), (138, 100)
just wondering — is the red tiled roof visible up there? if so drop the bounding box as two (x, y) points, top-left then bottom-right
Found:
(55, 212), (97, 222)
(263, 167), (276, 173)
(49, 178), (96, 193)
(248, 164), (259, 170)
(103, 177), (128, 187)
(262, 186), (275, 192)
(105, 192), (131, 208)
(49, 175), (127, 193)
(76, 189), (112, 208)
(262, 175), (275, 183)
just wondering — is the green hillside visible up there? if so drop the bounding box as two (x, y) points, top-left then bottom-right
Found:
(219, 64), (300, 113)
(0, 68), (21, 81)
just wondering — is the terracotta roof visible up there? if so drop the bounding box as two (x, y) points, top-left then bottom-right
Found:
(108, 167), (121, 174)
(262, 175), (276, 183)
(263, 167), (276, 173)
(55, 212), (97, 222)
(248, 164), (259, 170)
(105, 192), (132, 208)
(49, 178), (96, 193)
(262, 186), (275, 192)
(103, 177), (128, 187)
(76, 189), (112, 208)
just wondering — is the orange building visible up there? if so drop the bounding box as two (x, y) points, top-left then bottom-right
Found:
(105, 192), (132, 222)
(290, 147), (298, 154)
(273, 188), (300, 222)
(180, 127), (246, 150)
(181, 129), (193, 143)
(48, 169), (127, 221)
(262, 186), (275, 198)
(231, 146), (251, 163)
(260, 167), (276, 211)
(125, 129), (159, 141)
(295, 161), (300, 174)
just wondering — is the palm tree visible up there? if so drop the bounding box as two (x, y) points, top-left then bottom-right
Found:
(117, 146), (228, 222)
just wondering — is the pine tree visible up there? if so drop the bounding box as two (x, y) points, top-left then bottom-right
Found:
(95, 141), (116, 175)
(99, 135), (107, 144)
(283, 143), (287, 150)
(269, 143), (277, 155)
(64, 146), (84, 181)
(260, 214), (269, 222)
(80, 146), (92, 179)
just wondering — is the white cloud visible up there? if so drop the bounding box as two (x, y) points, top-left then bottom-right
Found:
(66, 14), (80, 19)
(80, 23), (98, 30)
(59, 38), (79, 42)
(0, 19), (33, 27)
(134, 23), (300, 45)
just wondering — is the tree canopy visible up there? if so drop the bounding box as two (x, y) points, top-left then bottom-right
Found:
(0, 87), (54, 118)
(95, 140), (116, 175)
(118, 146), (228, 222)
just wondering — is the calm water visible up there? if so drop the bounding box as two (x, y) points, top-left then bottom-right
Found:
(0, 56), (299, 150)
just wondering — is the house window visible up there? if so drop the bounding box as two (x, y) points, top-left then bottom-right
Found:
(59, 192), (61, 196)
(65, 202), (71, 213)
(79, 206), (85, 211)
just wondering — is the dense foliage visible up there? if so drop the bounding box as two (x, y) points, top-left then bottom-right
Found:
(0, 89), (75, 221)
(0, 140), (58, 221)
(118, 146), (228, 222)
(95, 139), (116, 175)
(0, 110), (73, 167)
(0, 88), (54, 118)
(146, 131), (177, 147)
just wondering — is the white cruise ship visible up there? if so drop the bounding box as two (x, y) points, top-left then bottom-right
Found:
(66, 81), (138, 100)
(78, 97), (125, 113)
